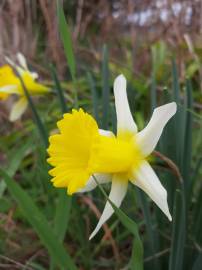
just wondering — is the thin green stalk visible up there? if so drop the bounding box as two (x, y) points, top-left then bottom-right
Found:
(15, 70), (48, 147)
(50, 64), (68, 113)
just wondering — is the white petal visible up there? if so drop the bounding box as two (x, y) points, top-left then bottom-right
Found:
(89, 175), (128, 240)
(0, 85), (19, 94)
(78, 173), (111, 193)
(136, 102), (177, 157)
(17, 53), (28, 70)
(30, 72), (39, 80)
(9, 97), (28, 122)
(99, 129), (114, 137)
(5, 56), (25, 76)
(131, 160), (172, 221)
(114, 74), (137, 134)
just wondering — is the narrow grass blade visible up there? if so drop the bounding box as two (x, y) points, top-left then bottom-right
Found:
(193, 185), (202, 245)
(172, 59), (180, 103)
(183, 79), (193, 195)
(0, 139), (33, 197)
(0, 170), (77, 270)
(57, 0), (78, 106)
(16, 71), (48, 147)
(93, 176), (143, 270)
(192, 253), (202, 270)
(54, 190), (72, 242)
(57, 1), (76, 80)
(192, 156), (202, 189)
(87, 72), (99, 123)
(171, 59), (185, 167)
(50, 64), (68, 113)
(137, 190), (160, 269)
(101, 44), (110, 129)
(169, 190), (185, 270)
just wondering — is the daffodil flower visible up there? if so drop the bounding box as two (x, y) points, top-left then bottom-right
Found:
(0, 53), (49, 121)
(47, 74), (176, 240)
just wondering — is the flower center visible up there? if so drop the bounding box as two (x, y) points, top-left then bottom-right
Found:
(88, 133), (143, 176)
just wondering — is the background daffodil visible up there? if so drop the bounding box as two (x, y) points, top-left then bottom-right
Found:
(0, 53), (50, 121)
(47, 74), (177, 239)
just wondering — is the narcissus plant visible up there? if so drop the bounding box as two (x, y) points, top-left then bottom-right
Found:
(47, 74), (176, 239)
(0, 53), (49, 121)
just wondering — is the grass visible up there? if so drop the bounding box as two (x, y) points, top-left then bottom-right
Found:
(0, 3), (202, 270)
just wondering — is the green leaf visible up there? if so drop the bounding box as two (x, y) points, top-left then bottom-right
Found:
(15, 71), (48, 147)
(137, 190), (160, 269)
(0, 169), (77, 270)
(172, 59), (185, 166)
(186, 61), (200, 78)
(57, 1), (76, 80)
(50, 64), (68, 113)
(0, 139), (33, 198)
(57, 0), (78, 106)
(192, 253), (202, 270)
(101, 44), (110, 129)
(169, 190), (185, 270)
(183, 79), (193, 196)
(54, 190), (72, 242)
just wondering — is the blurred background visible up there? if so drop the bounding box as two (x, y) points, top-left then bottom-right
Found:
(1, 0), (202, 77)
(0, 1), (202, 270)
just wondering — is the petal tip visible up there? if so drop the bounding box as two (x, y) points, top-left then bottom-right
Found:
(89, 231), (96, 241)
(169, 102), (177, 114)
(114, 74), (126, 88)
(168, 213), (172, 222)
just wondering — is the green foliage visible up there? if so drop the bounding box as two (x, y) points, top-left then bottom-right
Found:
(0, 5), (202, 270)
(0, 170), (77, 270)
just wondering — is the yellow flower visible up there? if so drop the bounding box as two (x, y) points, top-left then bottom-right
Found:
(0, 53), (50, 121)
(47, 74), (177, 239)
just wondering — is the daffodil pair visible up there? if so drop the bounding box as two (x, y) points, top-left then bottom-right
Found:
(0, 53), (49, 121)
(47, 75), (176, 239)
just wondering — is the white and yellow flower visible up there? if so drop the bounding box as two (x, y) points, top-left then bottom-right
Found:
(0, 53), (50, 121)
(47, 74), (176, 239)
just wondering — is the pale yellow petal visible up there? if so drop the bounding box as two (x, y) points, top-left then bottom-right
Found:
(9, 97), (28, 122)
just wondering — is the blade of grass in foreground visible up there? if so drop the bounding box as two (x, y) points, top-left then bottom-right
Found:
(57, 0), (76, 79)
(169, 190), (185, 270)
(93, 176), (143, 270)
(57, 0), (78, 107)
(0, 139), (33, 198)
(137, 190), (160, 270)
(0, 170), (77, 270)
(16, 71), (48, 147)
(50, 64), (68, 113)
(183, 79), (193, 196)
(192, 253), (202, 270)
(54, 190), (72, 242)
